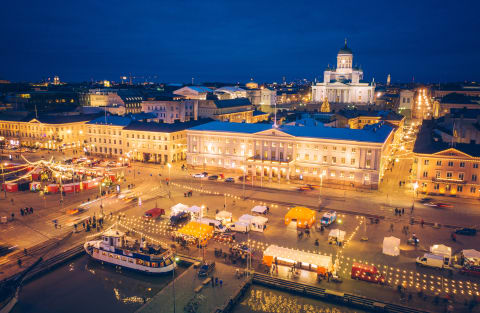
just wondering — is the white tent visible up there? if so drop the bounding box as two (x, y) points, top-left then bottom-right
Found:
(430, 244), (452, 258)
(328, 229), (346, 242)
(462, 249), (480, 261)
(239, 214), (268, 232)
(186, 205), (204, 219)
(382, 236), (400, 256)
(170, 203), (189, 216)
(263, 245), (332, 272)
(215, 210), (232, 224)
(251, 205), (267, 214)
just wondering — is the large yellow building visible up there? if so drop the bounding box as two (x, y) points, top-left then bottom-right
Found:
(187, 121), (394, 189)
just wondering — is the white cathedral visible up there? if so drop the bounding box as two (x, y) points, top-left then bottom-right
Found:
(312, 40), (375, 104)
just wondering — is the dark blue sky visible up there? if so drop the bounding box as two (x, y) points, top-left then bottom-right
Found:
(1, 0), (479, 83)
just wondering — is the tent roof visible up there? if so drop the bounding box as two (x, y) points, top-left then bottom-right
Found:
(239, 214), (254, 222)
(328, 229), (346, 240)
(252, 205), (267, 214)
(383, 236), (400, 245)
(187, 205), (202, 213)
(215, 210), (232, 218)
(171, 203), (189, 212)
(430, 244), (452, 257)
(252, 216), (268, 224)
(285, 206), (316, 220)
(463, 249), (480, 259)
(263, 245), (332, 268)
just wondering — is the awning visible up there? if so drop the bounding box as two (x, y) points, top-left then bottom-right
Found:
(251, 205), (267, 214)
(263, 245), (332, 270)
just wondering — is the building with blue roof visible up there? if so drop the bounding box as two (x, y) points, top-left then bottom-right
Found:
(187, 120), (394, 189)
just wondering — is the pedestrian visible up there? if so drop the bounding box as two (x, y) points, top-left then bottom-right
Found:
(402, 208), (405, 215)
(410, 205), (414, 214)
(20, 208), (24, 216)
(74, 224), (77, 232)
(394, 208), (398, 215)
(390, 223), (394, 232)
(17, 259), (22, 267)
(82, 221), (85, 229)
(219, 280), (223, 287)
(421, 219), (424, 228)
(215, 277), (218, 286)
(211, 277), (214, 287)
(11, 213), (14, 221)
(30, 207), (33, 214)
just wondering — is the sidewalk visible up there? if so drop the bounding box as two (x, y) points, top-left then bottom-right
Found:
(137, 262), (249, 313)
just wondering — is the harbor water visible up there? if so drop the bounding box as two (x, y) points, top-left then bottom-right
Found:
(12, 255), (185, 313)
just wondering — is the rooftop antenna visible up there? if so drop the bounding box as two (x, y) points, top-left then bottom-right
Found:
(34, 104), (38, 119)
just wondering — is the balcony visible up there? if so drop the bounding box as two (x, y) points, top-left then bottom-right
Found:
(432, 177), (466, 184)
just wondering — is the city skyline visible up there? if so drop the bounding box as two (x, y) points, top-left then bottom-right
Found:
(1, 0), (480, 83)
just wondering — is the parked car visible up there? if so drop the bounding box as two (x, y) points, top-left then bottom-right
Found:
(192, 173), (207, 178)
(455, 228), (477, 236)
(224, 177), (235, 183)
(321, 211), (337, 226)
(208, 175), (219, 180)
(198, 262), (215, 277)
(144, 207), (165, 220)
(351, 262), (385, 284)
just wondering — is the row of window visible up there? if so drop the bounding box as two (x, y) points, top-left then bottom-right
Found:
(423, 170), (477, 182)
(99, 251), (172, 268)
(424, 159), (479, 168)
(431, 183), (477, 194)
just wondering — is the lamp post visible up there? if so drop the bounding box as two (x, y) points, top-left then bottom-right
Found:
(167, 163), (171, 182)
(318, 172), (325, 207)
(412, 181), (418, 210)
(242, 166), (246, 200)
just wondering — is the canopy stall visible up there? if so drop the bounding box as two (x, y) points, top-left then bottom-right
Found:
(170, 203), (189, 216)
(328, 229), (346, 243)
(251, 205), (267, 214)
(215, 210), (232, 224)
(383, 236), (400, 256)
(239, 214), (268, 232)
(262, 245), (333, 275)
(186, 205), (204, 219)
(462, 249), (480, 265)
(176, 221), (214, 245)
(430, 244), (452, 258)
(284, 206), (316, 229)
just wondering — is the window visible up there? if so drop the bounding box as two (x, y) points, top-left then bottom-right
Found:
(434, 183), (439, 190)
(473, 174), (477, 182)
(330, 172), (335, 177)
(351, 148), (356, 154)
(364, 174), (370, 181)
(459, 173), (464, 180)
(436, 160), (442, 166)
(332, 157), (336, 164)
(423, 171), (428, 178)
(323, 146), (328, 150)
(305, 154), (309, 160)
(471, 187), (476, 193)
(323, 156), (327, 163)
(435, 171), (440, 178)
(332, 146), (337, 151)
(474, 163), (479, 169)
(448, 161), (453, 167)
(424, 160), (429, 165)
(366, 160), (371, 168)
(460, 162), (465, 168)
(349, 173), (354, 179)
(342, 147), (346, 153)
(446, 172), (452, 179)
(457, 185), (463, 192)
(341, 157), (345, 164)
(350, 158), (355, 165)
(367, 149), (372, 155)
(446, 184), (451, 191)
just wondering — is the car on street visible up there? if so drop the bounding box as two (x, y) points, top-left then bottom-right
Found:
(455, 227), (477, 236)
(321, 211), (337, 226)
(351, 262), (385, 284)
(297, 185), (314, 191)
(208, 175), (219, 180)
(224, 177), (235, 183)
(424, 202), (453, 208)
(192, 172), (208, 178)
(198, 262), (215, 277)
(238, 175), (251, 182)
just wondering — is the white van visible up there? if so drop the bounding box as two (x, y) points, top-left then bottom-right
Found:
(228, 221), (250, 233)
(416, 253), (450, 269)
(196, 217), (229, 233)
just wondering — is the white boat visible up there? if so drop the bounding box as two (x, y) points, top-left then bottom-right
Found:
(84, 229), (175, 274)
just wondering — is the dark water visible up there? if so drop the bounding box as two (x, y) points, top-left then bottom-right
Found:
(233, 285), (367, 313)
(12, 255), (185, 313)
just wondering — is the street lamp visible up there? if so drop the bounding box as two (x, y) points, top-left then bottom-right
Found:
(318, 172), (325, 207)
(167, 163), (171, 182)
(412, 181), (419, 210)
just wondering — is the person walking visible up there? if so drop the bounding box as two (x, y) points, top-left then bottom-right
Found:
(20, 208), (24, 216)
(390, 223), (394, 232)
(219, 279), (223, 287)
(402, 208), (405, 215)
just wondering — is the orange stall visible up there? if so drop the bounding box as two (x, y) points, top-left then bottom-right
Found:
(284, 206), (316, 229)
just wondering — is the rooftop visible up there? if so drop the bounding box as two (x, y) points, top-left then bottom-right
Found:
(214, 98), (251, 108)
(337, 109), (404, 121)
(123, 118), (213, 133)
(87, 115), (132, 127)
(189, 121), (393, 143)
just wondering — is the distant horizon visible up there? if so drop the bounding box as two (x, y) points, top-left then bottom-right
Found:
(1, 1), (479, 83)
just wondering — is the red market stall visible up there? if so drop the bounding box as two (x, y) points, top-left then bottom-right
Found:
(31, 168), (43, 181)
(3, 183), (18, 192)
(82, 179), (100, 190)
(63, 183), (81, 193)
(47, 184), (59, 194)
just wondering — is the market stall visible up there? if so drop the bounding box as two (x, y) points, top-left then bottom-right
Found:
(3, 183), (18, 192)
(29, 182), (42, 192)
(170, 203), (189, 216)
(383, 236), (400, 256)
(63, 183), (81, 193)
(186, 205), (204, 219)
(239, 214), (268, 232)
(251, 205), (267, 214)
(215, 210), (232, 224)
(176, 221), (214, 246)
(284, 206), (316, 229)
(262, 245), (333, 275)
(430, 244), (452, 262)
(328, 229), (346, 245)
(46, 184), (59, 194)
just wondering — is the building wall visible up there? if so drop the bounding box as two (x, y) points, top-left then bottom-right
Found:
(142, 100), (196, 123)
(186, 129), (390, 188)
(414, 150), (480, 199)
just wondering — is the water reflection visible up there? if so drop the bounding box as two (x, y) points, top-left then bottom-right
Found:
(235, 286), (365, 313)
(13, 255), (184, 313)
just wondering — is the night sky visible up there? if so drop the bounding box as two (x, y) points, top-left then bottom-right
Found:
(1, 0), (479, 84)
